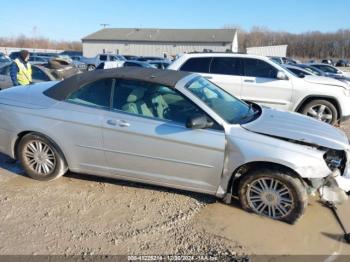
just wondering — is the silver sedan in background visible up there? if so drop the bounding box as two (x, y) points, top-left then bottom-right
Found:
(0, 67), (349, 223)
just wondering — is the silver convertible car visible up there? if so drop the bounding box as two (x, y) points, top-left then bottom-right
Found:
(0, 68), (350, 223)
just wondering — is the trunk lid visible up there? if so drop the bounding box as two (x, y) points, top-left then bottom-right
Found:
(0, 81), (59, 109)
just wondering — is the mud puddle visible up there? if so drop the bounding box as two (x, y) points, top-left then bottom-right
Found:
(193, 198), (350, 255)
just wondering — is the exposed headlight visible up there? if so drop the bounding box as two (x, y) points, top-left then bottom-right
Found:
(324, 149), (346, 172)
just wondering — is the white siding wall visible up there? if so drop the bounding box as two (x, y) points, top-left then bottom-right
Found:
(246, 45), (288, 57)
(82, 41), (232, 57)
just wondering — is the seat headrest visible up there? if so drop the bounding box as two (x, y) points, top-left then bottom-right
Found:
(126, 88), (145, 103)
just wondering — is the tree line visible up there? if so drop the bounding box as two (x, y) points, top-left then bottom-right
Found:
(0, 35), (82, 51)
(237, 27), (350, 59)
(1, 28), (350, 59)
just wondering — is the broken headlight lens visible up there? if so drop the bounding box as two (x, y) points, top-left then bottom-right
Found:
(324, 149), (346, 172)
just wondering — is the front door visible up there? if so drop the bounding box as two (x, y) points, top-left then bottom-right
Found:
(101, 79), (225, 193)
(240, 58), (293, 110)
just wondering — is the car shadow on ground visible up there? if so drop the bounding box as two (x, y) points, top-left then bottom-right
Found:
(65, 171), (218, 205)
(0, 153), (217, 205)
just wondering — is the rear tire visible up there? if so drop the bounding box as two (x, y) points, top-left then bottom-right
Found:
(17, 133), (68, 181)
(238, 168), (308, 224)
(301, 99), (338, 125)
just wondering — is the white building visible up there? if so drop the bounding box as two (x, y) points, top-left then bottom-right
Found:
(246, 45), (288, 57)
(82, 28), (238, 58)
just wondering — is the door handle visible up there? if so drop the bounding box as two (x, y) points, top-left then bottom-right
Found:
(118, 120), (130, 127)
(244, 79), (255, 83)
(106, 119), (117, 126)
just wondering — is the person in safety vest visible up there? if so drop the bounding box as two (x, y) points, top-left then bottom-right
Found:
(10, 50), (32, 86)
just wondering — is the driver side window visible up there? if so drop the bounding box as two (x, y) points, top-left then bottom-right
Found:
(243, 58), (278, 79)
(112, 79), (220, 128)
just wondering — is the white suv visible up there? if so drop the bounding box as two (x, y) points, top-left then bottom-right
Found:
(168, 53), (350, 125)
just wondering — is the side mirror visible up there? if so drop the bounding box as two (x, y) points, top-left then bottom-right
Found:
(186, 115), (213, 129)
(277, 71), (289, 80)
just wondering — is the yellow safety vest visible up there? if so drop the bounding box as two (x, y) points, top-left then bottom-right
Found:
(14, 58), (32, 86)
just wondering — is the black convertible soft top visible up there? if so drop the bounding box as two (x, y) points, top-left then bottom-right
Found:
(44, 67), (192, 101)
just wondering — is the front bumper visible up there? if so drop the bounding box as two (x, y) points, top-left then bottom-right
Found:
(319, 166), (350, 205)
(335, 170), (350, 192)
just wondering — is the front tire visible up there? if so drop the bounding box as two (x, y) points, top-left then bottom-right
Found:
(301, 99), (338, 125)
(238, 169), (308, 224)
(17, 133), (68, 181)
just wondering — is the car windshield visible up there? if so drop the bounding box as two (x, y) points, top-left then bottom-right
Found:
(185, 77), (259, 124)
(303, 66), (323, 76)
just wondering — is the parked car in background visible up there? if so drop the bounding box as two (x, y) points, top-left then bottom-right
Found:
(123, 55), (140, 60)
(283, 65), (312, 77)
(322, 59), (335, 66)
(9, 51), (60, 61)
(148, 60), (171, 69)
(69, 55), (88, 70)
(136, 56), (165, 62)
(296, 64), (350, 86)
(283, 57), (299, 65)
(1, 67), (350, 224)
(269, 56), (299, 65)
(60, 50), (83, 57)
(44, 58), (82, 80)
(0, 62), (56, 90)
(80, 54), (126, 71)
(169, 53), (350, 125)
(295, 64), (325, 76)
(336, 59), (350, 67)
(269, 56), (284, 64)
(310, 63), (350, 77)
(28, 56), (50, 65)
(123, 60), (157, 68)
(0, 53), (11, 64)
(96, 61), (124, 70)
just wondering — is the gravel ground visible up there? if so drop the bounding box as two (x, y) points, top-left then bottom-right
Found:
(1, 119), (350, 256)
(0, 155), (245, 256)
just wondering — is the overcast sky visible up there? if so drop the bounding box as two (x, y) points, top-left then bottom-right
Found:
(0, 0), (349, 41)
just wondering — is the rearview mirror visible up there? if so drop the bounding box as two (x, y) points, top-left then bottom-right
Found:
(186, 115), (213, 129)
(277, 71), (289, 80)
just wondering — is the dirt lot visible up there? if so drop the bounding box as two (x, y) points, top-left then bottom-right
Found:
(2, 121), (350, 256)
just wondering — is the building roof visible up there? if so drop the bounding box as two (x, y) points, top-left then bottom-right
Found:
(82, 28), (237, 43)
(44, 67), (192, 101)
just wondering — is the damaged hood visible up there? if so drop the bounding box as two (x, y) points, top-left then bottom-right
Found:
(242, 107), (349, 150)
(303, 75), (349, 89)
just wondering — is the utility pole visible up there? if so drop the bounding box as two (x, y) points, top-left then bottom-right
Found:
(100, 24), (110, 28)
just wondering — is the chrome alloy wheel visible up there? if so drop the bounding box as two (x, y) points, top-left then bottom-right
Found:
(23, 140), (56, 175)
(247, 177), (294, 219)
(306, 104), (333, 123)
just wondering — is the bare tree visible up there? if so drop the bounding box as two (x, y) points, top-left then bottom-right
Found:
(0, 36), (82, 51)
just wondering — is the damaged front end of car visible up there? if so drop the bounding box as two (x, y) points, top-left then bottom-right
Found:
(309, 148), (349, 205)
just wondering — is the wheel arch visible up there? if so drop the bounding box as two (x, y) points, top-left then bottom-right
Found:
(227, 161), (308, 196)
(14, 131), (69, 168)
(295, 95), (341, 119)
